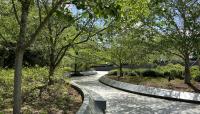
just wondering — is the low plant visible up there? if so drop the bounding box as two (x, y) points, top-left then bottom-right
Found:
(141, 69), (164, 77)
(190, 66), (200, 82)
(0, 67), (71, 112)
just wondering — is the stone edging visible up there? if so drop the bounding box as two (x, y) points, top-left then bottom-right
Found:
(99, 76), (200, 104)
(71, 81), (106, 114)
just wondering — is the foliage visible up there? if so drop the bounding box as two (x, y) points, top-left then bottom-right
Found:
(190, 66), (200, 82)
(0, 67), (72, 112)
(108, 64), (185, 79)
(144, 0), (200, 83)
(108, 64), (200, 82)
(0, 45), (48, 68)
(0, 0), (151, 112)
(108, 69), (118, 76)
(141, 69), (164, 77)
(156, 64), (184, 79)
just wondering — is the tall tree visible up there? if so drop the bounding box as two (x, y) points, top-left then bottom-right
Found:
(0, 0), (65, 113)
(38, 1), (119, 83)
(144, 0), (200, 84)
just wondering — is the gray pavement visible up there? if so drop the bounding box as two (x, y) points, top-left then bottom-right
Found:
(72, 71), (200, 114)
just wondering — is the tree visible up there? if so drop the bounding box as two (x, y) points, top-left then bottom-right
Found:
(42, 17), (110, 82)
(144, 0), (200, 84)
(0, 0), (65, 113)
(0, 0), (150, 113)
(94, 24), (150, 77)
(36, 0), (131, 83)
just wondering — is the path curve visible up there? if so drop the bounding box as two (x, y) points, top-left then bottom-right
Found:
(72, 71), (200, 114)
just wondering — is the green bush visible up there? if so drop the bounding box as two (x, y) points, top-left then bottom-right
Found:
(163, 71), (170, 77)
(190, 66), (200, 82)
(156, 64), (184, 79)
(156, 64), (183, 72)
(108, 68), (138, 76)
(108, 64), (200, 82)
(128, 71), (138, 76)
(108, 69), (118, 76)
(141, 69), (164, 77)
(194, 76), (200, 82)
(170, 69), (183, 79)
(133, 69), (146, 76)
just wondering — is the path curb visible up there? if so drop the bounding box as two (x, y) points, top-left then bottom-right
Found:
(99, 76), (200, 104)
(71, 81), (106, 114)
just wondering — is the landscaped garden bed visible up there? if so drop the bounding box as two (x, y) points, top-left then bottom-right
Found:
(0, 67), (82, 114)
(107, 64), (200, 93)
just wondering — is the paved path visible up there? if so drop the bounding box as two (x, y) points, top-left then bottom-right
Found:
(72, 71), (200, 114)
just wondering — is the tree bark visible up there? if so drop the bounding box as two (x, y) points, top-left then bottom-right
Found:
(184, 53), (191, 84)
(73, 51), (81, 75)
(74, 62), (78, 74)
(13, 49), (24, 114)
(119, 62), (123, 77)
(117, 62), (123, 80)
(12, 0), (63, 113)
(48, 65), (55, 85)
(13, 1), (30, 113)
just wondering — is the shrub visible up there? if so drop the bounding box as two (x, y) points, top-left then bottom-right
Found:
(190, 66), (200, 82)
(128, 71), (138, 76)
(122, 68), (132, 76)
(156, 63), (184, 79)
(164, 71), (170, 77)
(141, 69), (164, 77)
(63, 67), (73, 72)
(134, 69), (146, 76)
(194, 76), (200, 82)
(108, 68), (138, 77)
(108, 70), (118, 76)
(170, 69), (183, 79)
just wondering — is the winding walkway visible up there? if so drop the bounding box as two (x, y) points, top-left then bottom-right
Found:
(72, 71), (200, 114)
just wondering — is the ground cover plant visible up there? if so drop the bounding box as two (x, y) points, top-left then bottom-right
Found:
(0, 67), (82, 114)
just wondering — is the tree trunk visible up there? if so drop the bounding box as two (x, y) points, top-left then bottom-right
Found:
(73, 51), (81, 75)
(48, 65), (55, 85)
(74, 63), (78, 74)
(13, 1), (30, 113)
(13, 49), (24, 114)
(117, 63), (123, 80)
(49, 43), (55, 85)
(119, 62), (123, 77)
(184, 53), (191, 84)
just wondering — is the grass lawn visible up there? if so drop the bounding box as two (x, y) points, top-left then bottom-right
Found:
(107, 75), (200, 93)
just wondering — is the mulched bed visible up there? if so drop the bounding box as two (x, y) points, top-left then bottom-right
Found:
(108, 75), (200, 93)
(1, 85), (82, 114)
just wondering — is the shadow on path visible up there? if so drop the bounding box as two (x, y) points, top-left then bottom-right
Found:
(72, 71), (200, 114)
